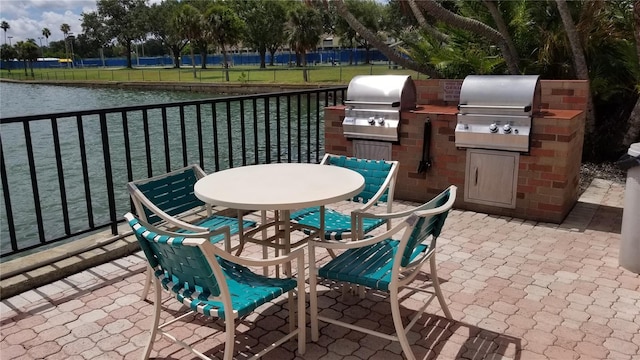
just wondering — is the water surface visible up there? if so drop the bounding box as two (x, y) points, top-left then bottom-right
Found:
(0, 82), (216, 118)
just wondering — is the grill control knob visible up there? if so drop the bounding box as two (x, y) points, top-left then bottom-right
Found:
(377, 117), (385, 125)
(503, 124), (512, 134)
(489, 123), (498, 133)
(368, 117), (376, 125)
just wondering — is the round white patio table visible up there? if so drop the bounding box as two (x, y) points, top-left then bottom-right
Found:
(194, 163), (365, 273)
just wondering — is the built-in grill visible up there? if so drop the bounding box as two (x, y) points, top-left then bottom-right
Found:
(455, 75), (541, 153)
(342, 75), (416, 142)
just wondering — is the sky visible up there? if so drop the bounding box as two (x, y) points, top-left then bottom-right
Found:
(0, 0), (98, 45)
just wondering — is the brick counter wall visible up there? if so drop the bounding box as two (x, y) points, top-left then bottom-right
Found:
(324, 79), (588, 223)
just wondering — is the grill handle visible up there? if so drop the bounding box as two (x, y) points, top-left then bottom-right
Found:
(417, 119), (432, 174)
(458, 104), (532, 113)
(345, 100), (401, 107)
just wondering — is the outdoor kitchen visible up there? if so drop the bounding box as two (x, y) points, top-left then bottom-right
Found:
(325, 75), (588, 223)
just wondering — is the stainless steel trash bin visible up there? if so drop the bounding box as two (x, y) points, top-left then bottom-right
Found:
(619, 142), (640, 274)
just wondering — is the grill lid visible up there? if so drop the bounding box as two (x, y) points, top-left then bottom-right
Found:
(458, 75), (541, 116)
(342, 75), (416, 142)
(455, 75), (541, 153)
(345, 75), (416, 110)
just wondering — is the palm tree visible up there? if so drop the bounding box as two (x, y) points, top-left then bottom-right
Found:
(0, 43), (17, 73)
(1, 21), (9, 45)
(22, 39), (39, 77)
(174, 4), (203, 78)
(623, 0), (640, 146)
(334, 0), (439, 77)
(42, 28), (51, 47)
(60, 23), (71, 67)
(205, 3), (245, 81)
(287, 5), (323, 82)
(554, 0), (594, 135)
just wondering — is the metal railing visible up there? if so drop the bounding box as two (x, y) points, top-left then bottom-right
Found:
(0, 86), (347, 258)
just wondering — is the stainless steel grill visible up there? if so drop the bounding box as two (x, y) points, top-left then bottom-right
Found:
(455, 75), (541, 152)
(342, 75), (416, 142)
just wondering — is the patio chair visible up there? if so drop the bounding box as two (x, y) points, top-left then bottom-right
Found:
(125, 212), (306, 360)
(308, 185), (457, 360)
(128, 164), (255, 299)
(290, 153), (399, 241)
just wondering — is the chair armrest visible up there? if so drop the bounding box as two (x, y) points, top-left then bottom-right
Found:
(354, 185), (456, 221)
(131, 216), (233, 251)
(355, 176), (396, 213)
(311, 221), (409, 250)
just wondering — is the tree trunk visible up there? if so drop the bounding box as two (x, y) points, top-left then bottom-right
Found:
(269, 49), (276, 66)
(259, 48), (266, 69)
(302, 51), (308, 82)
(348, 39), (354, 65)
(334, 0), (441, 78)
(416, 0), (520, 74)
(222, 46), (229, 82)
(125, 40), (133, 69)
(126, 41), (133, 69)
(200, 50), (207, 70)
(23, 60), (27, 76)
(171, 46), (180, 69)
(623, 0), (640, 146)
(555, 0), (595, 135)
(483, 0), (519, 67)
(190, 46), (196, 78)
(30, 61), (34, 77)
(364, 44), (371, 64)
(407, 0), (449, 43)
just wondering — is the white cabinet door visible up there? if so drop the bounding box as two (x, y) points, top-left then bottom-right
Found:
(464, 149), (519, 208)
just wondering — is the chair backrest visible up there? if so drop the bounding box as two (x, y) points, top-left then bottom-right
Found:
(125, 212), (224, 298)
(400, 186), (456, 267)
(324, 155), (398, 204)
(128, 165), (207, 225)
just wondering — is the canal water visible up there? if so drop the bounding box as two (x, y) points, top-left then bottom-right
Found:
(1, 82), (226, 257)
(0, 81), (217, 118)
(0, 82), (324, 257)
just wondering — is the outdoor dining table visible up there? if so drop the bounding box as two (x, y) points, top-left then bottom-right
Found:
(193, 162), (365, 275)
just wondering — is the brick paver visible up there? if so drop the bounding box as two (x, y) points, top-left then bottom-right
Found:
(1, 179), (638, 359)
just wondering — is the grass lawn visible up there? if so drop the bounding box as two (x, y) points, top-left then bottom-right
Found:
(0, 63), (425, 84)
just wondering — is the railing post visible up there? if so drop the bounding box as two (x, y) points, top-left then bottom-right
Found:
(99, 112), (118, 235)
(0, 137), (17, 251)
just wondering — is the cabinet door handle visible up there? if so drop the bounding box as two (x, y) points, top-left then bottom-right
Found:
(475, 168), (478, 185)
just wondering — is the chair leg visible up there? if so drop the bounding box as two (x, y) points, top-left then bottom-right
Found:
(288, 290), (295, 334)
(222, 317), (236, 360)
(430, 255), (452, 319)
(390, 288), (416, 360)
(309, 242), (320, 342)
(139, 265), (153, 300)
(141, 279), (162, 360)
(296, 284), (306, 354)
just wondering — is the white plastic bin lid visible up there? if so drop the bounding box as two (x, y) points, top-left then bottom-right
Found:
(629, 142), (640, 157)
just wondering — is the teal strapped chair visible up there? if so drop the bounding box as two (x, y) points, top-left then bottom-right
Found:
(125, 213), (306, 360)
(308, 186), (457, 360)
(291, 153), (399, 241)
(128, 164), (255, 299)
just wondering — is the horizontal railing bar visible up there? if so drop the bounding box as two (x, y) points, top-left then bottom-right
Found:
(0, 87), (347, 123)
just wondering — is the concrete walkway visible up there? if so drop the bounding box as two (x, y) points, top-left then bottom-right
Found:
(1, 179), (638, 359)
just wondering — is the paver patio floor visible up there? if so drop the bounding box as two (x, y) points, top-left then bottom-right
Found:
(1, 179), (638, 359)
